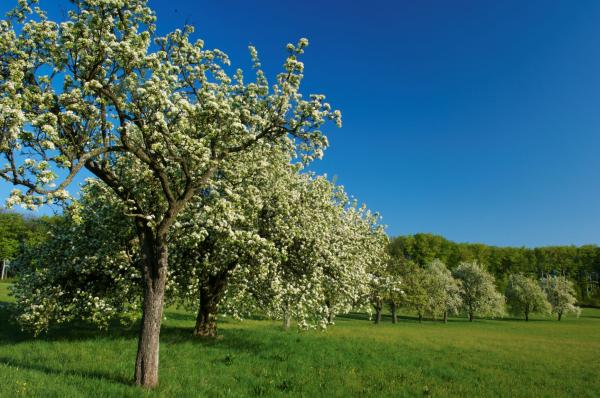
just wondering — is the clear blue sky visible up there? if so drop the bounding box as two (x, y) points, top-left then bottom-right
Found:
(2, 0), (600, 247)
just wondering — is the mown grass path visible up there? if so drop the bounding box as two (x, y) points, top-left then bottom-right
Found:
(1, 283), (599, 397)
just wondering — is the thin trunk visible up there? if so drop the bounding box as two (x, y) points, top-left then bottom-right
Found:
(525, 311), (529, 322)
(134, 234), (168, 389)
(391, 302), (397, 324)
(418, 312), (423, 323)
(283, 313), (291, 330)
(326, 299), (334, 324)
(469, 312), (474, 322)
(443, 310), (448, 324)
(558, 312), (562, 321)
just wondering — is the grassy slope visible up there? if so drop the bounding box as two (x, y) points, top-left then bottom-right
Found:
(0, 282), (599, 397)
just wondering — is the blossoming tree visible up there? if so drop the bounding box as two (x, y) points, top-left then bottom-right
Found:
(453, 261), (505, 321)
(0, 0), (340, 387)
(505, 273), (550, 321)
(424, 259), (462, 323)
(540, 275), (581, 321)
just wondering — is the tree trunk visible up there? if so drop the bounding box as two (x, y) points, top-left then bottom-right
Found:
(134, 234), (168, 389)
(418, 312), (423, 323)
(325, 299), (334, 324)
(193, 298), (218, 337)
(374, 301), (382, 324)
(283, 313), (291, 330)
(558, 312), (562, 321)
(391, 302), (397, 324)
(443, 310), (448, 324)
(193, 270), (228, 337)
(469, 312), (474, 322)
(525, 311), (529, 322)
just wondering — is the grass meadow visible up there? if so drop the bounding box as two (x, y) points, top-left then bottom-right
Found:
(1, 282), (599, 397)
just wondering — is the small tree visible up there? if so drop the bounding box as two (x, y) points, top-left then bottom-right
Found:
(540, 275), (581, 321)
(453, 261), (504, 321)
(400, 262), (429, 323)
(425, 259), (462, 323)
(505, 274), (550, 321)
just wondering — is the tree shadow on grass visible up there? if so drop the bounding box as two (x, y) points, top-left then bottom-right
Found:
(491, 316), (554, 322)
(336, 312), (470, 324)
(0, 308), (140, 345)
(0, 356), (131, 386)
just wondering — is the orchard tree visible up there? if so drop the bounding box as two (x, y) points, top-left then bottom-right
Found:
(12, 181), (141, 332)
(505, 273), (550, 321)
(425, 259), (462, 323)
(0, 0), (340, 387)
(540, 275), (581, 321)
(400, 262), (429, 323)
(368, 271), (401, 324)
(453, 261), (505, 321)
(14, 168), (383, 336)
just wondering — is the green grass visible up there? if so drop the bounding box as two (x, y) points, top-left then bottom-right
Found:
(1, 282), (599, 397)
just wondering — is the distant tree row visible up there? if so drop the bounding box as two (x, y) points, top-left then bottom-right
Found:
(370, 258), (580, 323)
(389, 234), (600, 305)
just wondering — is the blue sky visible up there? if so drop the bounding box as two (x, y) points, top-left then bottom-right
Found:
(2, 0), (600, 247)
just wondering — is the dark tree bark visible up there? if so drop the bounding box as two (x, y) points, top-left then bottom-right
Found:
(443, 310), (448, 324)
(469, 312), (474, 322)
(374, 300), (382, 324)
(390, 301), (397, 324)
(525, 312), (529, 322)
(418, 312), (423, 323)
(558, 312), (562, 321)
(193, 269), (229, 337)
(194, 297), (218, 337)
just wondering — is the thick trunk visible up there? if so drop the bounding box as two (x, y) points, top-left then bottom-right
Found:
(134, 236), (168, 389)
(193, 271), (228, 337)
(443, 310), (448, 324)
(469, 312), (474, 322)
(327, 312), (334, 324)
(193, 299), (217, 337)
(558, 312), (562, 321)
(391, 302), (397, 324)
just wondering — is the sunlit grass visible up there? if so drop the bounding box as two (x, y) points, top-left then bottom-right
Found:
(1, 282), (598, 397)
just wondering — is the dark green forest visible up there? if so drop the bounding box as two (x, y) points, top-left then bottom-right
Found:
(389, 234), (600, 305)
(0, 211), (59, 274)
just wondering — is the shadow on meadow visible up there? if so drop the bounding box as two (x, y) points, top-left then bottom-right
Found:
(337, 312), (470, 324)
(0, 298), (277, 387)
(0, 355), (132, 386)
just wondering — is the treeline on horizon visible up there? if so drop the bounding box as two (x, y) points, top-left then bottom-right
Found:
(389, 233), (600, 305)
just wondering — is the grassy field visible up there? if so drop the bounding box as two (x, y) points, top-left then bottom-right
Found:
(1, 282), (599, 397)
